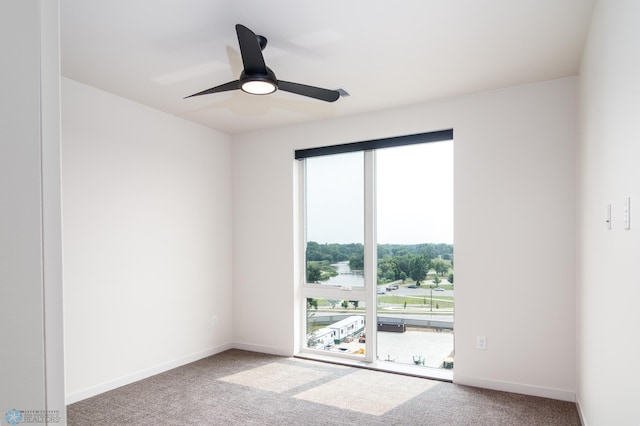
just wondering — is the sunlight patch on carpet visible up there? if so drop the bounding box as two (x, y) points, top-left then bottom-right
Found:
(293, 369), (438, 416)
(219, 362), (330, 393)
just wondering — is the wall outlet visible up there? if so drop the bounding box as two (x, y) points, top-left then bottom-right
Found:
(211, 315), (218, 327)
(477, 336), (487, 350)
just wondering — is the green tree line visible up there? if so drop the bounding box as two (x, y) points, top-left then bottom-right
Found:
(306, 241), (363, 264)
(307, 242), (453, 265)
(306, 241), (453, 285)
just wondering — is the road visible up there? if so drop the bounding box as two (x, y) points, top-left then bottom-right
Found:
(309, 283), (455, 325)
(312, 310), (454, 324)
(389, 286), (453, 297)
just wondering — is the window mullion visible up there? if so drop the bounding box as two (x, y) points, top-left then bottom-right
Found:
(363, 150), (376, 362)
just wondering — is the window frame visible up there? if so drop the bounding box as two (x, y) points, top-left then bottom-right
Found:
(296, 129), (454, 362)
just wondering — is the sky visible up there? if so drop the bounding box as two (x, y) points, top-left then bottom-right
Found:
(305, 140), (453, 245)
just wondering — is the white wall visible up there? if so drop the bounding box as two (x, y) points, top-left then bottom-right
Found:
(62, 78), (233, 403)
(0, 0), (65, 422)
(232, 78), (577, 400)
(577, 1), (640, 424)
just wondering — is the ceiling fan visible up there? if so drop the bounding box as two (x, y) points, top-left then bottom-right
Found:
(185, 24), (341, 103)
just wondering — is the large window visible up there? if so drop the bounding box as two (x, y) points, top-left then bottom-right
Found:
(297, 130), (454, 375)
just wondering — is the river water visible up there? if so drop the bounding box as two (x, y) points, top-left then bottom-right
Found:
(323, 261), (365, 287)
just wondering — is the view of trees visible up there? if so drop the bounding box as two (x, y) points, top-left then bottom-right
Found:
(306, 298), (318, 310)
(306, 241), (453, 285)
(409, 254), (429, 285)
(306, 242), (363, 263)
(306, 263), (322, 283)
(431, 258), (450, 276)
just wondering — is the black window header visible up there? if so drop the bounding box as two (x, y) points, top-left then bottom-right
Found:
(294, 129), (453, 160)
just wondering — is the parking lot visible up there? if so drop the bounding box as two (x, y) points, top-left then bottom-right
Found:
(332, 328), (454, 369)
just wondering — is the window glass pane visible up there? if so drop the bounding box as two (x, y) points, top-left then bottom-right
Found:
(306, 297), (366, 356)
(375, 141), (455, 369)
(305, 152), (364, 287)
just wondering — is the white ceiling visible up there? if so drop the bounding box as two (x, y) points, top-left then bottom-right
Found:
(61, 0), (595, 135)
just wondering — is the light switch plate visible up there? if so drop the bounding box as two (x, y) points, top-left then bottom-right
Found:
(624, 197), (631, 230)
(477, 336), (487, 350)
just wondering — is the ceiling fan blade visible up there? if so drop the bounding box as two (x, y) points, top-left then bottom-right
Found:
(184, 80), (240, 98)
(277, 80), (341, 102)
(236, 24), (268, 74)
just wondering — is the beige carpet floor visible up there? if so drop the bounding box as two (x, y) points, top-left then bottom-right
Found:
(67, 349), (581, 425)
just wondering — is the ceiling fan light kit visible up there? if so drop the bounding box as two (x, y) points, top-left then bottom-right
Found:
(240, 68), (278, 95)
(185, 24), (341, 102)
(241, 80), (276, 95)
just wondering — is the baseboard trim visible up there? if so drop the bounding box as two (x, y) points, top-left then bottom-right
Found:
(232, 341), (293, 357)
(576, 394), (587, 425)
(453, 373), (576, 402)
(65, 342), (234, 405)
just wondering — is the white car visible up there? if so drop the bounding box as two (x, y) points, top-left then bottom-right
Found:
(377, 288), (386, 294)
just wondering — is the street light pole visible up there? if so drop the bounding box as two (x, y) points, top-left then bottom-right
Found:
(430, 286), (433, 312)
